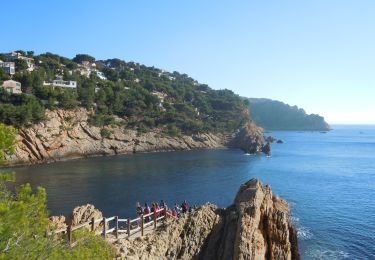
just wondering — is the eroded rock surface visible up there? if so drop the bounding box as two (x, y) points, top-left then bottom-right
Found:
(4, 109), (267, 166)
(228, 122), (265, 154)
(114, 179), (299, 260)
(69, 204), (103, 227)
(5, 109), (226, 166)
(48, 215), (67, 230)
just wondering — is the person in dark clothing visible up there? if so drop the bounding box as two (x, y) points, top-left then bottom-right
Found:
(136, 202), (143, 217)
(181, 200), (189, 214)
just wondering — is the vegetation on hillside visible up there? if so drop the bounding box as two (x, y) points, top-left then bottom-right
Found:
(0, 123), (115, 259)
(248, 98), (330, 131)
(0, 51), (249, 134)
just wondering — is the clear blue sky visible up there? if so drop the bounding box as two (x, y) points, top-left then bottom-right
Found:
(3, 1), (375, 124)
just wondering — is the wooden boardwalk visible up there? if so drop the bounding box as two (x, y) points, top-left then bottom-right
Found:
(51, 207), (171, 247)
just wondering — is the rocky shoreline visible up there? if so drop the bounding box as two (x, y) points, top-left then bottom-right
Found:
(4, 108), (267, 167)
(51, 179), (299, 259)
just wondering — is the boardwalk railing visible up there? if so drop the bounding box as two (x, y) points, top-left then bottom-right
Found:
(51, 207), (170, 246)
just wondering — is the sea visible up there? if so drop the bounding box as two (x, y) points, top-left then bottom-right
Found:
(7, 125), (375, 259)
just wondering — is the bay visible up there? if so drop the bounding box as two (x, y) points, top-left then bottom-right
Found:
(8, 125), (375, 259)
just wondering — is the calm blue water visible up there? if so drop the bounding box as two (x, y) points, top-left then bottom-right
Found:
(8, 125), (375, 259)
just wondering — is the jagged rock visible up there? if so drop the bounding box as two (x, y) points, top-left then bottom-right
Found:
(228, 122), (266, 154)
(48, 215), (67, 230)
(277, 139), (284, 144)
(265, 136), (277, 143)
(262, 142), (271, 155)
(69, 204), (103, 228)
(114, 179), (299, 260)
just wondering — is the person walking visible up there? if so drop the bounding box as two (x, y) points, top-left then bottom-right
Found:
(136, 202), (143, 217)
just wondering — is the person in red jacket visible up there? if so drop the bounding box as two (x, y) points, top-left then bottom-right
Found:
(181, 200), (189, 214)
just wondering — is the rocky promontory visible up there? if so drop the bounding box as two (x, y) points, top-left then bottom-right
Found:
(49, 179), (299, 259)
(4, 109), (266, 166)
(114, 178), (299, 259)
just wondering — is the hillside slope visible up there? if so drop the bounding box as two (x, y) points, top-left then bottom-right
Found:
(248, 98), (330, 131)
(0, 51), (249, 135)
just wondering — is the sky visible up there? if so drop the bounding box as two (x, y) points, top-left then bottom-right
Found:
(2, 1), (375, 124)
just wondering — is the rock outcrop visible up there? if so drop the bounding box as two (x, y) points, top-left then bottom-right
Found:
(48, 215), (67, 231)
(4, 109), (226, 166)
(228, 122), (266, 154)
(69, 204), (103, 227)
(4, 109), (267, 166)
(49, 204), (103, 233)
(114, 179), (299, 260)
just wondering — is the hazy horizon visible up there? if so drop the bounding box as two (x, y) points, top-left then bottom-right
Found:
(3, 0), (375, 124)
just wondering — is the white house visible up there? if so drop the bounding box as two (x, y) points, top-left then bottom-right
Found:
(5, 52), (35, 71)
(1, 80), (22, 94)
(96, 71), (107, 80)
(44, 76), (77, 89)
(0, 61), (15, 75)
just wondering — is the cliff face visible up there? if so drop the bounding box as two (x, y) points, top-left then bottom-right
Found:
(5, 109), (226, 166)
(5, 109), (266, 166)
(228, 121), (265, 154)
(114, 179), (299, 260)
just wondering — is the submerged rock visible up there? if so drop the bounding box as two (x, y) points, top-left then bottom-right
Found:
(114, 179), (300, 260)
(265, 136), (277, 143)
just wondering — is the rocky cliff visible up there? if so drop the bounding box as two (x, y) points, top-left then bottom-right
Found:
(4, 109), (227, 166)
(114, 179), (299, 260)
(5, 109), (266, 166)
(228, 121), (266, 154)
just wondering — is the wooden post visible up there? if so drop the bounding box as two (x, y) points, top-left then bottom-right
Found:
(102, 217), (106, 238)
(91, 217), (95, 232)
(141, 214), (144, 236)
(115, 216), (119, 239)
(67, 225), (72, 245)
(164, 207), (168, 222)
(127, 218), (131, 238)
(153, 211), (157, 229)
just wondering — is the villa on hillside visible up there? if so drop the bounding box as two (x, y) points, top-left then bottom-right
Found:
(0, 60), (16, 75)
(75, 61), (107, 80)
(1, 80), (22, 94)
(43, 76), (77, 89)
(96, 71), (107, 80)
(4, 51), (35, 71)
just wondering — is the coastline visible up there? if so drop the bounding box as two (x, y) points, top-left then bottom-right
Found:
(3, 146), (231, 169)
(4, 108), (267, 167)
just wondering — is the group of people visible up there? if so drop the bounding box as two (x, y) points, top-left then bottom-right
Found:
(135, 200), (196, 221)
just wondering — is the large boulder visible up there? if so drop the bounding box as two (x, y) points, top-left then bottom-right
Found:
(228, 122), (266, 154)
(69, 204), (103, 228)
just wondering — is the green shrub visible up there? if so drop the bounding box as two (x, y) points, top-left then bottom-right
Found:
(100, 128), (111, 138)
(166, 124), (181, 137)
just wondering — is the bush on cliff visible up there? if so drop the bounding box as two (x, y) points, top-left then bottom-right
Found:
(0, 123), (115, 259)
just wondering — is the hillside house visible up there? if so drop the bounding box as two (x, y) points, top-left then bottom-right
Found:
(1, 80), (22, 94)
(44, 76), (77, 89)
(96, 71), (107, 80)
(0, 61), (15, 75)
(4, 52), (35, 71)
